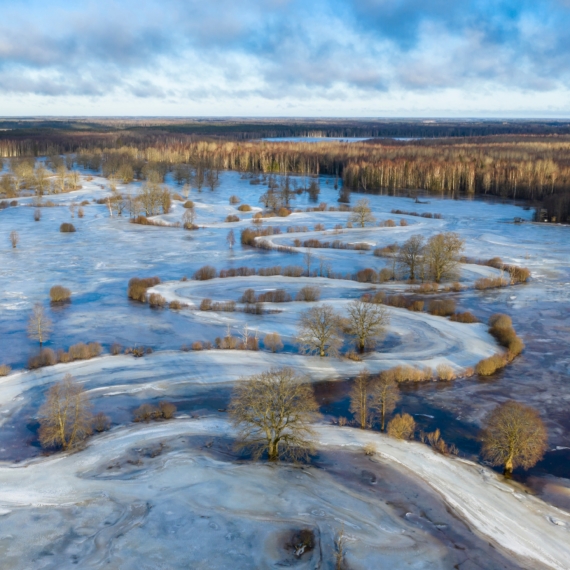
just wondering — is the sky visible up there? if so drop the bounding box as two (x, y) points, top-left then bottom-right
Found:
(0, 0), (569, 117)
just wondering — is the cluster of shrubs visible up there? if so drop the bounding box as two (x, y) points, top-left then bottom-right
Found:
(286, 225), (310, 233)
(373, 243), (399, 257)
(475, 313), (525, 376)
(225, 215), (240, 222)
(419, 428), (458, 455)
(295, 238), (370, 251)
(380, 363), (457, 383)
(194, 266), (217, 280)
(125, 346), (153, 357)
(0, 200), (18, 209)
(200, 298), (236, 311)
(28, 342), (102, 369)
(229, 195), (241, 204)
(240, 288), (291, 303)
(449, 311), (479, 323)
(379, 219), (396, 227)
(128, 276), (161, 302)
(391, 209), (443, 219)
(50, 285), (71, 304)
(360, 291), (423, 311)
(241, 226), (282, 245)
(131, 216), (181, 228)
(60, 223), (76, 233)
(219, 267), (257, 278)
(133, 401), (177, 422)
(0, 364), (11, 376)
(215, 335), (260, 350)
(148, 293), (167, 308)
(354, 267), (393, 283)
(296, 286), (321, 301)
(197, 264), (310, 281)
(427, 299), (456, 316)
(475, 276), (509, 290)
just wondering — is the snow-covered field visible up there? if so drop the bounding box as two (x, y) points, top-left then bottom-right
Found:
(1, 168), (570, 568)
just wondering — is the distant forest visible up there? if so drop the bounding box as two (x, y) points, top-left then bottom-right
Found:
(2, 118), (570, 222)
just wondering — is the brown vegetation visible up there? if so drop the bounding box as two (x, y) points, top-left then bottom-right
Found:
(49, 285), (71, 303)
(387, 413), (416, 440)
(127, 276), (161, 302)
(60, 222), (76, 232)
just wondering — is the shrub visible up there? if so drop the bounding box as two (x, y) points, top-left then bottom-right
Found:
(387, 414), (416, 439)
(355, 268), (378, 283)
(183, 200), (194, 208)
(264, 332), (283, 353)
(169, 300), (182, 310)
(373, 243), (399, 257)
(34, 209), (41, 221)
(148, 293), (167, 308)
(88, 342), (102, 357)
(489, 313), (512, 329)
(240, 289), (256, 304)
(93, 412), (111, 432)
(409, 300), (424, 311)
(192, 341), (203, 350)
(449, 311), (479, 323)
(277, 207), (291, 217)
(128, 276), (160, 302)
(159, 401), (177, 419)
(379, 268), (393, 282)
(133, 403), (158, 422)
(282, 265), (304, 277)
(244, 302), (263, 314)
(383, 219), (396, 227)
(475, 354), (507, 376)
(200, 298), (213, 311)
(508, 337), (525, 357)
(28, 348), (57, 369)
(60, 223), (76, 233)
(78, 207), (84, 218)
(237, 204), (252, 212)
(225, 215), (240, 222)
(110, 343), (122, 355)
(345, 350), (363, 361)
(49, 285), (72, 303)
(399, 219), (408, 226)
(391, 365), (432, 383)
(194, 265), (217, 280)
(428, 299), (456, 316)
(256, 289), (291, 303)
(475, 277), (508, 290)
(0, 364), (11, 376)
(229, 195), (241, 204)
(69, 343), (90, 360)
(415, 282), (439, 294)
(296, 286), (321, 302)
(314, 223), (325, 231)
(436, 364), (455, 381)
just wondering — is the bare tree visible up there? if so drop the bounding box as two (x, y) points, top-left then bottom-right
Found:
(264, 332), (283, 353)
(304, 247), (313, 276)
(229, 368), (321, 461)
(183, 207), (196, 229)
(371, 371), (400, 431)
(349, 370), (372, 428)
(226, 229), (235, 250)
(38, 373), (93, 450)
(9, 230), (19, 249)
(349, 198), (376, 227)
(424, 232), (464, 283)
(55, 165), (68, 193)
(398, 235), (424, 280)
(296, 304), (343, 357)
(259, 188), (281, 211)
(34, 165), (49, 196)
(345, 300), (389, 353)
(481, 400), (548, 475)
(27, 303), (53, 347)
(279, 176), (296, 207)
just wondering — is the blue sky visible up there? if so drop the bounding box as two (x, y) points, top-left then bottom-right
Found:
(0, 0), (569, 117)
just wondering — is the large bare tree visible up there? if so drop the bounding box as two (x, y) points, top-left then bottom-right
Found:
(349, 370), (372, 429)
(398, 235), (424, 281)
(371, 371), (400, 431)
(346, 299), (389, 353)
(349, 198), (376, 228)
(229, 368), (321, 461)
(38, 374), (93, 450)
(424, 232), (464, 282)
(296, 304), (343, 357)
(27, 303), (53, 347)
(481, 400), (548, 475)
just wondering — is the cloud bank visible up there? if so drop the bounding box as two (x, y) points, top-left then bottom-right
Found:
(0, 0), (569, 115)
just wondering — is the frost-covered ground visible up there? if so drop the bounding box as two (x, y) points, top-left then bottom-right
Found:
(1, 167), (570, 567)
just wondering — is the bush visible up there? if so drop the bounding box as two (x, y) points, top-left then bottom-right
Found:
(128, 276), (161, 302)
(399, 219), (408, 226)
(194, 265), (217, 280)
(282, 265), (304, 277)
(200, 298), (213, 311)
(159, 401), (177, 419)
(436, 364), (455, 381)
(148, 293), (167, 308)
(192, 341), (203, 351)
(225, 215), (240, 222)
(34, 209), (41, 221)
(388, 365), (432, 383)
(475, 354), (507, 376)
(264, 332), (283, 353)
(183, 200), (194, 208)
(94, 412), (111, 432)
(237, 204), (252, 212)
(169, 300), (182, 310)
(508, 337), (525, 357)
(110, 343), (122, 355)
(409, 300), (424, 311)
(88, 342), (102, 357)
(296, 286), (321, 302)
(28, 348), (57, 369)
(489, 313), (512, 329)
(449, 311), (478, 323)
(415, 282), (439, 294)
(345, 350), (363, 361)
(229, 195), (241, 204)
(387, 414), (416, 439)
(355, 268), (378, 283)
(475, 277), (508, 290)
(383, 219), (396, 227)
(68, 343), (90, 360)
(60, 223), (76, 233)
(427, 299), (456, 316)
(133, 403), (159, 422)
(256, 289), (291, 303)
(0, 364), (11, 376)
(49, 285), (72, 303)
